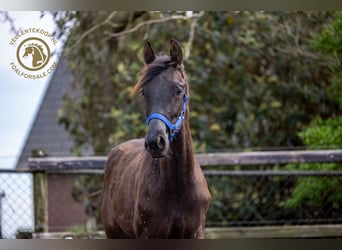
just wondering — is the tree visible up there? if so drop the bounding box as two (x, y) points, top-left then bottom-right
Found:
(54, 11), (204, 155)
(55, 11), (341, 154)
(282, 12), (342, 217)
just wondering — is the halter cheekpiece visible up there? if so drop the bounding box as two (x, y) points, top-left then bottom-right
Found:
(146, 88), (188, 142)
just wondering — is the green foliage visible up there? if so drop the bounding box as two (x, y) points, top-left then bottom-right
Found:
(54, 11), (341, 155)
(311, 12), (342, 58)
(311, 11), (342, 106)
(205, 166), (297, 226)
(67, 225), (86, 234)
(328, 74), (342, 105)
(282, 12), (342, 210)
(72, 174), (103, 220)
(282, 117), (342, 208)
(299, 117), (342, 147)
(187, 11), (340, 150)
(55, 11), (150, 155)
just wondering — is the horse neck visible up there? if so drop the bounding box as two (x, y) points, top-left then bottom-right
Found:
(32, 47), (43, 60)
(162, 105), (195, 179)
(30, 47), (37, 56)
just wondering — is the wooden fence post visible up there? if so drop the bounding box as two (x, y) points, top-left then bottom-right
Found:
(33, 171), (48, 233)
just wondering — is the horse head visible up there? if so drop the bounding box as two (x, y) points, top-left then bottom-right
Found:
(22, 46), (33, 58)
(22, 44), (47, 67)
(134, 40), (188, 158)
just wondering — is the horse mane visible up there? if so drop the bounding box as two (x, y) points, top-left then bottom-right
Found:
(29, 43), (44, 52)
(130, 55), (177, 97)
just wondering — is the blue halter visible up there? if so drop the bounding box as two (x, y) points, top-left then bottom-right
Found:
(146, 90), (188, 142)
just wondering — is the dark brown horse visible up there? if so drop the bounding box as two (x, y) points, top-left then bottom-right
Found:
(102, 39), (211, 239)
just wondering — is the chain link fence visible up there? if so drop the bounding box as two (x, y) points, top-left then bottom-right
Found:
(0, 171), (102, 239)
(0, 171), (34, 239)
(206, 174), (342, 227)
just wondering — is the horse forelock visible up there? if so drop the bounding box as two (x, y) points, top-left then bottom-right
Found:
(130, 55), (184, 97)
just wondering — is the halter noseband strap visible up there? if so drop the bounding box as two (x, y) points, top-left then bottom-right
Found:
(146, 90), (188, 142)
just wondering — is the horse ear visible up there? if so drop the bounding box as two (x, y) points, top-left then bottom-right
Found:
(143, 41), (155, 65)
(170, 39), (183, 65)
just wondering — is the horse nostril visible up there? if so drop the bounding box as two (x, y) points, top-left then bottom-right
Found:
(144, 138), (150, 150)
(157, 136), (166, 150)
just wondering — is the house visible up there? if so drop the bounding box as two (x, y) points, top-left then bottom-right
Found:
(16, 57), (92, 232)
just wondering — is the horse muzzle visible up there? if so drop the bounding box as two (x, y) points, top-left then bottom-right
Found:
(145, 119), (169, 158)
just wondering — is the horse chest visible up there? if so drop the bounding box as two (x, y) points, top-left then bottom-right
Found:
(136, 182), (205, 238)
(138, 202), (201, 239)
(142, 176), (197, 209)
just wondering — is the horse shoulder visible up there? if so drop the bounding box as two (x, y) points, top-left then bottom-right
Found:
(104, 138), (146, 193)
(192, 160), (211, 209)
(105, 138), (145, 171)
(103, 139), (148, 232)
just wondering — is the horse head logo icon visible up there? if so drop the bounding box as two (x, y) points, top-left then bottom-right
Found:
(17, 37), (50, 71)
(22, 43), (47, 67)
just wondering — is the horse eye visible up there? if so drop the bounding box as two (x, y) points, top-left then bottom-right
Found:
(176, 87), (183, 95)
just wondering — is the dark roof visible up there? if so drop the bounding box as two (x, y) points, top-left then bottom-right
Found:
(16, 57), (75, 169)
